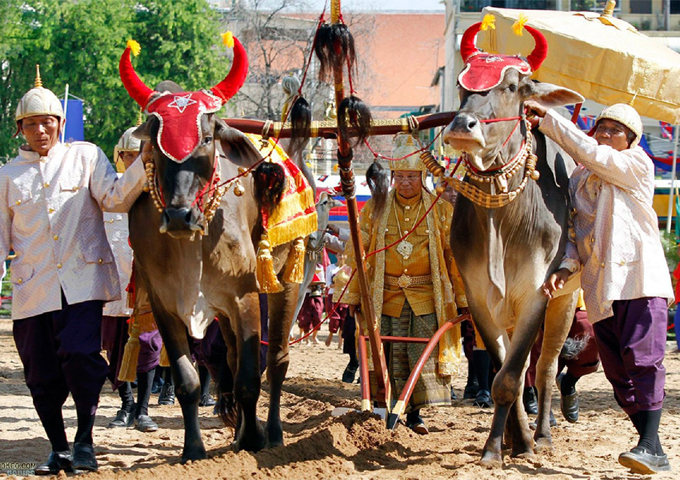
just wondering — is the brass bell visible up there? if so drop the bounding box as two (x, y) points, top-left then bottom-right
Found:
(435, 184), (446, 194)
(237, 167), (247, 175)
(233, 180), (245, 197)
(530, 170), (540, 181)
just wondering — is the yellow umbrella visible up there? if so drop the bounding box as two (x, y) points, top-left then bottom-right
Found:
(476, 2), (680, 123)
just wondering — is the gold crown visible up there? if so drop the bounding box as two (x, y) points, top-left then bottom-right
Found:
(390, 133), (427, 172)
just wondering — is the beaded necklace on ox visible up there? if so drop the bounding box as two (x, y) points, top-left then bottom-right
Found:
(447, 114), (540, 209)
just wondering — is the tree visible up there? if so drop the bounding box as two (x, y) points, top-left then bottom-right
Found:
(0, 0), (232, 161)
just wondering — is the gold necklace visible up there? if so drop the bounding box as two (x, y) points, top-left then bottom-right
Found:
(392, 196), (423, 260)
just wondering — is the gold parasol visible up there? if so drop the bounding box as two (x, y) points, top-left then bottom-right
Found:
(477, 2), (680, 123)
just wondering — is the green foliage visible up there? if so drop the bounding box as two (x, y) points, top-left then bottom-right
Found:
(0, 0), (231, 160)
(660, 230), (679, 273)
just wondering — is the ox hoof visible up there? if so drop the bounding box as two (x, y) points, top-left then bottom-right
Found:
(479, 451), (503, 469)
(534, 437), (553, 453)
(181, 445), (207, 464)
(511, 449), (536, 460)
(267, 422), (284, 448)
(235, 423), (267, 452)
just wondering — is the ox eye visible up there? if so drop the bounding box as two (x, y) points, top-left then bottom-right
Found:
(507, 84), (517, 93)
(203, 136), (213, 145)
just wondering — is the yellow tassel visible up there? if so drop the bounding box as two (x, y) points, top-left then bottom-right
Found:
(160, 345), (170, 367)
(256, 234), (284, 293)
(221, 31), (234, 48)
(127, 39), (141, 57)
(118, 320), (141, 382)
(512, 13), (528, 36)
(481, 14), (496, 31)
(136, 311), (157, 333)
(283, 237), (306, 284)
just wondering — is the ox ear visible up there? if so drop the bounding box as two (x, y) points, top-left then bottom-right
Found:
(522, 81), (584, 108)
(132, 117), (157, 142)
(215, 118), (264, 168)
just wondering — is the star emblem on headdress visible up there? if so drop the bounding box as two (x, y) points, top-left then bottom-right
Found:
(167, 94), (197, 113)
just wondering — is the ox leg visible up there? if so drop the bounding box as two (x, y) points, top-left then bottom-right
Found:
(470, 313), (508, 468)
(155, 314), (205, 462)
(229, 291), (266, 452)
(265, 282), (299, 447)
(533, 292), (578, 451)
(481, 313), (544, 465)
(215, 314), (237, 429)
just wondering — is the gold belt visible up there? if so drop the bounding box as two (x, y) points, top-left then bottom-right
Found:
(384, 274), (432, 289)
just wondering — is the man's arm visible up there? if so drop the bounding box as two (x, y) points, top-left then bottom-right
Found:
(538, 110), (651, 192)
(89, 147), (146, 213)
(0, 182), (10, 264)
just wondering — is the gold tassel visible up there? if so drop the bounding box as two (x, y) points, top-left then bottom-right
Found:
(160, 344), (170, 367)
(256, 234), (284, 293)
(283, 237), (306, 284)
(118, 319), (141, 382)
(136, 311), (157, 333)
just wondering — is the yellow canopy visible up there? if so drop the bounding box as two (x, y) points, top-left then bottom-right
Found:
(476, 6), (680, 124)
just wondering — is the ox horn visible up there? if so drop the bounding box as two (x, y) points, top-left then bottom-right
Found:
(524, 25), (548, 72)
(119, 40), (155, 109)
(460, 22), (482, 64)
(211, 34), (249, 104)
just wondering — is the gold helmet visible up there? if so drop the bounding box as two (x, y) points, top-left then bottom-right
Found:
(15, 65), (64, 135)
(113, 126), (142, 173)
(389, 133), (427, 172)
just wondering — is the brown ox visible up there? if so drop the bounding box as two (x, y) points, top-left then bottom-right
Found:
(443, 22), (583, 466)
(119, 38), (314, 461)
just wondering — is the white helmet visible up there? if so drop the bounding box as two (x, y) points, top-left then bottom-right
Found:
(113, 126), (142, 173)
(15, 66), (64, 135)
(595, 104), (643, 148)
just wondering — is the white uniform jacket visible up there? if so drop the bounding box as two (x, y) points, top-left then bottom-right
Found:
(0, 141), (145, 320)
(540, 110), (673, 323)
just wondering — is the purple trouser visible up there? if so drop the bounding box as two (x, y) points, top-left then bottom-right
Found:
(13, 298), (108, 421)
(593, 297), (667, 415)
(102, 316), (162, 390)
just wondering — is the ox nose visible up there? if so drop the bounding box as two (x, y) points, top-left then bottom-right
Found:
(160, 207), (193, 233)
(451, 113), (479, 133)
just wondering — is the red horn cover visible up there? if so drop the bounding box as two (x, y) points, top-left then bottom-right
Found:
(524, 25), (548, 72)
(212, 36), (249, 104)
(460, 22), (482, 63)
(119, 47), (154, 109)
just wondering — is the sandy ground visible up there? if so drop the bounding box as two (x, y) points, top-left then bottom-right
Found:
(1, 319), (680, 480)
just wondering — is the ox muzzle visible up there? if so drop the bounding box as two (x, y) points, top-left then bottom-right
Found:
(159, 207), (204, 239)
(444, 112), (487, 154)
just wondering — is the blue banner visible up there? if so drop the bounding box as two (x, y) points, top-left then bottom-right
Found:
(59, 98), (84, 142)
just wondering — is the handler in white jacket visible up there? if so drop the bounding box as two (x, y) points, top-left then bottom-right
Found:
(0, 73), (146, 475)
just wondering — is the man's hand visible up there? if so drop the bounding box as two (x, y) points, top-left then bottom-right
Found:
(542, 268), (571, 299)
(326, 223), (340, 235)
(524, 100), (548, 119)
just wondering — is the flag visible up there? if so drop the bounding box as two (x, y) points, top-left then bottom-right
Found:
(660, 121), (674, 140)
(59, 99), (84, 142)
(317, 174), (329, 182)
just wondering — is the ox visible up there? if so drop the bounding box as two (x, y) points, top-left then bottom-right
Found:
(444, 22), (584, 466)
(118, 38), (315, 461)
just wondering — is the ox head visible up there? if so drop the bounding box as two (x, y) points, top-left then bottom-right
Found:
(444, 21), (584, 172)
(120, 37), (260, 238)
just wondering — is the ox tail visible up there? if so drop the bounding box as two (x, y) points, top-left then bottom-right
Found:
(559, 333), (591, 361)
(254, 161), (286, 212)
(366, 160), (389, 219)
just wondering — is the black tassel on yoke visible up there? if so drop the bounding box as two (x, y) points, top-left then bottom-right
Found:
(338, 95), (372, 147)
(314, 23), (356, 82)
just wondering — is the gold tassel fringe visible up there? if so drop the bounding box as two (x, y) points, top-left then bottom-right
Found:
(160, 344), (170, 367)
(135, 311), (157, 333)
(118, 320), (141, 382)
(283, 237), (306, 284)
(256, 234), (284, 293)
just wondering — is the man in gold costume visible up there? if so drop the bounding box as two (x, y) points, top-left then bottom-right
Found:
(345, 134), (467, 434)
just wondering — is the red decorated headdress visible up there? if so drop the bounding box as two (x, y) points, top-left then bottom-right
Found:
(118, 34), (249, 163)
(458, 16), (547, 92)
